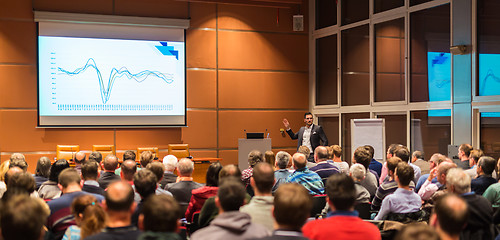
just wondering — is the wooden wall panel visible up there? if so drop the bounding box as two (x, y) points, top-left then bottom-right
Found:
(186, 29), (216, 68)
(182, 110), (217, 148)
(33, 0), (113, 14)
(0, 20), (36, 64)
(187, 69), (217, 108)
(219, 150), (238, 166)
(218, 71), (308, 109)
(190, 2), (217, 29)
(0, 1), (33, 19)
(190, 150), (217, 158)
(114, 0), (188, 18)
(0, 65), (37, 108)
(218, 110), (305, 149)
(218, 31), (307, 71)
(115, 128), (182, 150)
(218, 4), (295, 32)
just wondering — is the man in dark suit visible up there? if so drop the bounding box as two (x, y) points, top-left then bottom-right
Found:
(166, 158), (203, 218)
(97, 154), (121, 189)
(283, 112), (328, 162)
(160, 155), (178, 189)
(81, 160), (105, 196)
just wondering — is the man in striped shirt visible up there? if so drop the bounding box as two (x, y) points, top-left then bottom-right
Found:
(286, 153), (324, 195)
(310, 146), (340, 185)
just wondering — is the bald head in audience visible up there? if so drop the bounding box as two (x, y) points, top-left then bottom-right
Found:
(292, 153), (307, 169)
(102, 154), (119, 172)
(104, 181), (136, 220)
(177, 158), (194, 177)
(74, 151), (86, 164)
(430, 194), (468, 240)
(120, 160), (137, 181)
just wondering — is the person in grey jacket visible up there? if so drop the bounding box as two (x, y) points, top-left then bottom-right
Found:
(190, 177), (270, 240)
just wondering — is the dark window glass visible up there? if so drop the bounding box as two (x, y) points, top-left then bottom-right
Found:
(316, 0), (337, 29)
(341, 112), (370, 164)
(410, 4), (450, 102)
(477, 0), (500, 96)
(410, 110), (451, 161)
(375, 18), (405, 102)
(316, 35), (338, 105)
(341, 25), (369, 106)
(480, 112), (500, 160)
(341, 0), (369, 25)
(374, 0), (404, 14)
(318, 116), (339, 145)
(377, 114), (407, 149)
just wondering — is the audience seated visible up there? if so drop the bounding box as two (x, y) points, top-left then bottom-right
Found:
(81, 160), (105, 196)
(62, 194), (107, 240)
(411, 150), (430, 175)
(85, 181), (142, 240)
(240, 162), (275, 231)
(352, 146), (378, 198)
(395, 223), (439, 240)
(366, 145), (382, 178)
(371, 157), (403, 211)
(115, 150), (137, 175)
(132, 169), (158, 226)
(191, 177), (270, 240)
(286, 153), (324, 195)
(297, 145), (316, 169)
(471, 156), (497, 195)
(2, 170), (38, 201)
(394, 146), (421, 185)
(254, 183), (312, 240)
(137, 194), (182, 240)
(139, 151), (154, 169)
(309, 146), (339, 185)
(457, 143), (473, 170)
(483, 156), (500, 207)
(0, 195), (49, 240)
(160, 154), (178, 188)
(34, 156), (51, 191)
(327, 145), (349, 174)
(379, 144), (401, 185)
(415, 153), (446, 192)
(264, 150), (276, 168)
(73, 151), (86, 174)
(418, 161), (456, 201)
(349, 163), (370, 205)
(46, 168), (104, 240)
(430, 193), (468, 240)
(242, 150), (264, 189)
(465, 149), (484, 179)
(39, 159), (70, 200)
(374, 162), (422, 220)
(0, 160), (10, 197)
(88, 151), (103, 167)
(272, 151), (292, 193)
(302, 174), (381, 240)
(446, 168), (494, 240)
(120, 160), (141, 202)
(166, 158), (203, 216)
(98, 155), (120, 189)
(145, 162), (173, 196)
(185, 162), (222, 222)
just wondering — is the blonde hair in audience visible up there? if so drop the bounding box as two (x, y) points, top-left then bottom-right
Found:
(264, 151), (275, 167)
(0, 160), (10, 181)
(297, 146), (310, 159)
(349, 163), (366, 182)
(71, 194), (107, 239)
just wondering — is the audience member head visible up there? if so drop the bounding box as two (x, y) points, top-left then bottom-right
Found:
(35, 157), (51, 178)
(394, 145), (410, 163)
(102, 155), (119, 171)
(395, 162), (413, 187)
(251, 163), (274, 194)
(0, 195), (49, 240)
(429, 153), (447, 169)
(292, 153), (307, 169)
(326, 174), (356, 211)
(275, 151), (291, 170)
(248, 150), (264, 168)
(446, 168), (471, 194)
(469, 149), (484, 167)
(74, 151), (86, 164)
(349, 163), (366, 182)
(9, 153), (25, 162)
(364, 145), (375, 159)
(304, 112), (313, 126)
(387, 157), (402, 177)
(177, 158), (194, 177)
(395, 223), (439, 240)
(218, 164), (242, 181)
(330, 145), (342, 159)
(140, 151), (154, 168)
(431, 194), (468, 239)
(120, 160), (137, 181)
(123, 150), (136, 161)
(71, 194), (107, 239)
(353, 146), (371, 170)
(297, 146), (311, 159)
(477, 156), (496, 176)
(459, 144), (473, 160)
(162, 155), (178, 172)
(3, 167), (23, 189)
(58, 168), (81, 191)
(273, 183), (312, 231)
(9, 158), (27, 171)
(89, 151), (103, 164)
(314, 146), (329, 163)
(139, 195), (180, 233)
(48, 159), (70, 182)
(412, 151), (424, 162)
(134, 169), (158, 199)
(146, 162), (165, 183)
(216, 177), (246, 212)
(264, 151), (275, 167)
(387, 144), (401, 158)
(0, 161), (10, 182)
(105, 181), (135, 212)
(2, 171), (36, 201)
(436, 161), (457, 185)
(81, 160), (100, 181)
(205, 162), (223, 187)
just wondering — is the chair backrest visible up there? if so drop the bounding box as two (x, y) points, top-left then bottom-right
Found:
(137, 147), (159, 160)
(310, 195), (327, 217)
(56, 145), (80, 160)
(92, 145), (116, 158)
(168, 144), (190, 159)
(354, 202), (372, 220)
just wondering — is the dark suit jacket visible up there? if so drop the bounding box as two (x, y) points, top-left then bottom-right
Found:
(82, 184), (106, 196)
(97, 171), (121, 189)
(166, 181), (203, 205)
(286, 124), (328, 152)
(160, 172), (177, 189)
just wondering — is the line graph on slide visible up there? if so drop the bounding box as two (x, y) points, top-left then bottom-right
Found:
(57, 58), (174, 104)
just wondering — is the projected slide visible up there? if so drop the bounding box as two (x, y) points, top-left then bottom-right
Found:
(427, 52), (451, 117)
(479, 54), (500, 96)
(38, 36), (185, 116)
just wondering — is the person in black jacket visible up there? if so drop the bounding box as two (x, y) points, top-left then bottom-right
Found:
(82, 160), (105, 196)
(283, 112), (328, 162)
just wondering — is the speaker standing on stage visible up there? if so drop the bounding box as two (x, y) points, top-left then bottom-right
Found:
(283, 112), (328, 162)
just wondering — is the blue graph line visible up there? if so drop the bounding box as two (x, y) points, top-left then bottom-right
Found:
(57, 58), (173, 104)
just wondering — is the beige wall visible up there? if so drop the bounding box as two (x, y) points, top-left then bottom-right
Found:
(0, 0), (308, 172)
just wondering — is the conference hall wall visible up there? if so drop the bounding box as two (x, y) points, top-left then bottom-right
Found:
(0, 0), (308, 173)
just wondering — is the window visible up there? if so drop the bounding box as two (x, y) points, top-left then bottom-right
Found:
(316, 0), (337, 29)
(374, 0), (404, 14)
(341, 0), (369, 25)
(341, 25), (369, 106)
(477, 0), (500, 96)
(410, 110), (451, 161)
(318, 116), (340, 145)
(376, 114), (407, 148)
(316, 35), (338, 105)
(480, 112), (500, 160)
